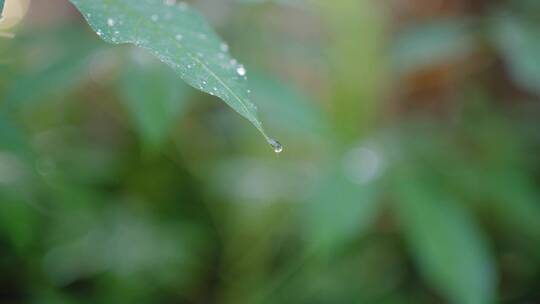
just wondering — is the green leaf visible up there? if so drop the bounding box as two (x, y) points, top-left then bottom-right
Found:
(68, 0), (277, 147)
(392, 172), (496, 304)
(120, 50), (193, 151)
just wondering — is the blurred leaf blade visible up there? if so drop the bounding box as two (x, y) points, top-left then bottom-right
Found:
(393, 172), (496, 304)
(491, 12), (540, 96)
(391, 19), (475, 74)
(69, 0), (274, 143)
(120, 51), (193, 151)
(1, 29), (100, 110)
(250, 72), (329, 137)
(304, 165), (381, 254)
(316, 0), (386, 139)
(0, 113), (30, 156)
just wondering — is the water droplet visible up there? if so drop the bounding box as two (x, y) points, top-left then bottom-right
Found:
(96, 30), (103, 37)
(175, 34), (183, 41)
(269, 139), (283, 154)
(220, 43), (229, 52)
(164, 0), (176, 6)
(236, 65), (246, 76)
(107, 18), (115, 27)
(151, 14), (159, 22)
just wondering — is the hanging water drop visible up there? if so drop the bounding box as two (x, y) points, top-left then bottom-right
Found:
(175, 34), (183, 41)
(107, 18), (115, 27)
(268, 139), (283, 154)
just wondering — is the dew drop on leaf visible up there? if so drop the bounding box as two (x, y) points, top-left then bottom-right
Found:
(220, 43), (229, 52)
(236, 65), (246, 76)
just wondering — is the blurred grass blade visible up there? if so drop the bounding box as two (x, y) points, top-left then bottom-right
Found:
(0, 197), (36, 252)
(391, 19), (475, 74)
(2, 29), (100, 110)
(0, 114), (28, 155)
(393, 172), (496, 304)
(69, 0), (275, 145)
(305, 165), (380, 255)
(315, 0), (385, 140)
(120, 50), (193, 151)
(250, 72), (329, 137)
(458, 169), (540, 243)
(488, 172), (540, 242)
(491, 12), (540, 96)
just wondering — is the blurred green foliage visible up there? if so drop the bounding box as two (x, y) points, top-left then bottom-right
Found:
(1, 0), (540, 303)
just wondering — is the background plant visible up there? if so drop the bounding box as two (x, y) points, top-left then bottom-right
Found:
(1, 0), (540, 303)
